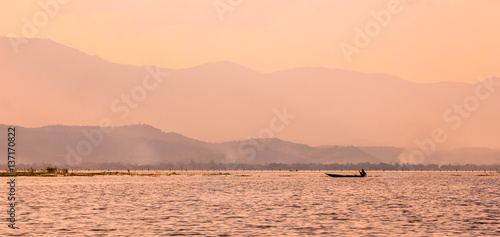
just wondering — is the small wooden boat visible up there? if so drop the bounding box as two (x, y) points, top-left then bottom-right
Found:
(326, 173), (365, 178)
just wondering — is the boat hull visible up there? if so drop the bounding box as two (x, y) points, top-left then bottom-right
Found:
(326, 173), (365, 178)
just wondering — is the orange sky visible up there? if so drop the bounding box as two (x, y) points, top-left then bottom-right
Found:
(1, 0), (499, 83)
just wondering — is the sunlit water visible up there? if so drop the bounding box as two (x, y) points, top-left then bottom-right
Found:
(1, 171), (499, 236)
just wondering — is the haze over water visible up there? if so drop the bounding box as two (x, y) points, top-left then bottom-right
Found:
(1, 171), (498, 236)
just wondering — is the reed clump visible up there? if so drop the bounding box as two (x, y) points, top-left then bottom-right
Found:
(203, 172), (231, 176)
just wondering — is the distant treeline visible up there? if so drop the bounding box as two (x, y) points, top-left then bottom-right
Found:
(5, 162), (500, 171)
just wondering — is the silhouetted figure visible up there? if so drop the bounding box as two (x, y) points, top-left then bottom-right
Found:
(359, 169), (366, 177)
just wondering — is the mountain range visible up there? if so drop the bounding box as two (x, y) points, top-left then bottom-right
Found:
(1, 37), (500, 166)
(0, 124), (498, 168)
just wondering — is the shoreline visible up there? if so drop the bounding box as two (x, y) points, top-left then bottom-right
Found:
(1, 170), (498, 177)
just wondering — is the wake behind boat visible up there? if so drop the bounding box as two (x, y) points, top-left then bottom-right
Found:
(326, 169), (367, 178)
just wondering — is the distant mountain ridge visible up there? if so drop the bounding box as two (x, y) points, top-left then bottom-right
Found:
(0, 124), (498, 168)
(1, 37), (500, 151)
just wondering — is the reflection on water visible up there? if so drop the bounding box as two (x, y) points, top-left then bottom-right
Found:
(1, 171), (499, 236)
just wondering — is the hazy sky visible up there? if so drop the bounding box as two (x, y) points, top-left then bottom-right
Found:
(1, 0), (499, 83)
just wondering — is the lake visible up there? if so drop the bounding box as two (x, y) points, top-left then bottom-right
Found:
(1, 171), (499, 236)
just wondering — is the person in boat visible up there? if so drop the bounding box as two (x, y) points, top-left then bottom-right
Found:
(359, 169), (366, 177)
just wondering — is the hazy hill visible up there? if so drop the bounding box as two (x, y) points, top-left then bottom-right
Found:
(0, 125), (498, 168)
(2, 124), (391, 166)
(1, 37), (500, 151)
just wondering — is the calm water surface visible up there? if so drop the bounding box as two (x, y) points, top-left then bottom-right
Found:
(1, 171), (499, 236)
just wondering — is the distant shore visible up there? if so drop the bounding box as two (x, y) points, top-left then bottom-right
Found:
(0, 170), (234, 177)
(1, 169), (498, 177)
(2, 162), (500, 173)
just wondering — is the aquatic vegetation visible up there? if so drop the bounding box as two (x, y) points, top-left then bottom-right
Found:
(45, 165), (58, 173)
(165, 172), (180, 176)
(203, 172), (231, 176)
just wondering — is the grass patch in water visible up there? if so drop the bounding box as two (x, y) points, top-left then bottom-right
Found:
(203, 172), (231, 176)
(0, 171), (166, 177)
(165, 172), (180, 176)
